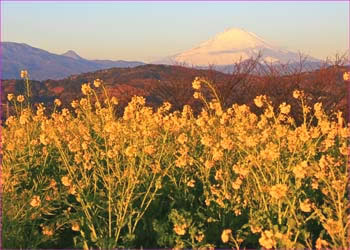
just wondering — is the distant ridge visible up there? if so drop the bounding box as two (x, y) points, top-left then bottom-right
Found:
(1, 42), (145, 80)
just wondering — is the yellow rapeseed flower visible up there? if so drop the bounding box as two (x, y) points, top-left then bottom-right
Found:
(293, 161), (308, 179)
(7, 93), (14, 101)
(20, 70), (28, 78)
(49, 179), (57, 189)
(177, 133), (188, 145)
(195, 232), (205, 242)
(212, 147), (223, 161)
(187, 179), (195, 188)
(316, 237), (328, 249)
(93, 79), (102, 87)
(42, 226), (54, 236)
(71, 100), (79, 108)
(259, 230), (276, 249)
(125, 146), (137, 157)
(17, 95), (25, 103)
(293, 90), (301, 99)
(300, 199), (312, 212)
(269, 184), (288, 199)
(324, 219), (341, 235)
(193, 92), (201, 99)
(111, 96), (118, 105)
(231, 178), (242, 190)
(254, 95), (265, 108)
(192, 77), (201, 90)
(54, 99), (62, 107)
(30, 195), (41, 207)
(81, 83), (92, 95)
(279, 102), (291, 114)
(61, 176), (72, 187)
(72, 221), (80, 231)
(173, 224), (187, 236)
(221, 229), (232, 243)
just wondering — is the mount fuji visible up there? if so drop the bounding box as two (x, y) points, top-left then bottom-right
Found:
(157, 28), (321, 67)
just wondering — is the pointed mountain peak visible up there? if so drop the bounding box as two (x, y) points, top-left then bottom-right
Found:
(169, 28), (320, 66)
(196, 27), (275, 51)
(62, 50), (84, 60)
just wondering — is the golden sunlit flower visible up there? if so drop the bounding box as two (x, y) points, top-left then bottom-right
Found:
(254, 95), (265, 108)
(30, 195), (41, 207)
(111, 96), (118, 105)
(293, 90), (301, 99)
(187, 179), (195, 188)
(40, 134), (49, 145)
(80, 98), (89, 107)
(343, 71), (350, 81)
(195, 232), (205, 242)
(177, 133), (188, 145)
(212, 147), (223, 161)
(69, 185), (77, 195)
(49, 179), (57, 189)
(204, 160), (214, 169)
(221, 229), (232, 243)
(192, 77), (201, 90)
(293, 161), (308, 179)
(93, 79), (102, 87)
(72, 221), (80, 231)
(269, 184), (288, 199)
(125, 146), (137, 157)
(7, 93), (14, 101)
(220, 138), (233, 150)
(201, 135), (213, 147)
(42, 226), (54, 236)
(259, 230), (276, 249)
(20, 70), (28, 78)
(193, 91), (201, 99)
(279, 102), (291, 114)
(54, 99), (62, 106)
(19, 112), (30, 125)
(316, 237), (328, 249)
(300, 199), (312, 212)
(61, 176), (72, 187)
(250, 225), (262, 234)
(324, 219), (341, 235)
(232, 178), (242, 190)
(173, 224), (187, 236)
(71, 100), (79, 108)
(17, 95), (25, 103)
(81, 83), (92, 95)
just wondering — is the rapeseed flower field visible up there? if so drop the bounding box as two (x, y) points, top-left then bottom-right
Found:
(1, 71), (349, 248)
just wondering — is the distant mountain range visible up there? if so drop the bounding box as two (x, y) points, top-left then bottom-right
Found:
(1, 42), (145, 80)
(1, 28), (331, 80)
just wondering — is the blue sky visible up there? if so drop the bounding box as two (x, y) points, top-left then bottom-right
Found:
(1, 1), (348, 62)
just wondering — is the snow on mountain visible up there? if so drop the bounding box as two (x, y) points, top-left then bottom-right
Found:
(160, 28), (320, 66)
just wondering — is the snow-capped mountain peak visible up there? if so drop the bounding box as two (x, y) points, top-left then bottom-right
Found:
(196, 27), (274, 51)
(162, 27), (320, 66)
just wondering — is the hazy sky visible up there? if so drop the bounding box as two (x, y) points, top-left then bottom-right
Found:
(2, 1), (349, 62)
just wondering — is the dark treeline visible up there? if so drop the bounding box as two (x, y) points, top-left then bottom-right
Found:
(1, 53), (349, 125)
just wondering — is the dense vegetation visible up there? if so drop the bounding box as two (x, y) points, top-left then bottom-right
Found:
(2, 70), (349, 248)
(2, 56), (349, 124)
